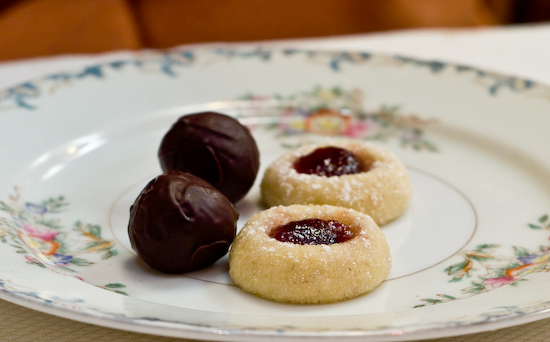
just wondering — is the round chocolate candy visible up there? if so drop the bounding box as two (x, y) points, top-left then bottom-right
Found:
(158, 112), (260, 203)
(128, 171), (238, 274)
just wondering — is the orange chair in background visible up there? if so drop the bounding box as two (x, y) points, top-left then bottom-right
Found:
(0, 0), (540, 61)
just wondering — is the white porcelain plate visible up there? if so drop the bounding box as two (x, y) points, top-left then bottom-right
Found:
(1, 48), (550, 341)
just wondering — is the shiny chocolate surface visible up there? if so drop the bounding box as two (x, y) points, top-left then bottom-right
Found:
(158, 112), (259, 203)
(128, 171), (238, 273)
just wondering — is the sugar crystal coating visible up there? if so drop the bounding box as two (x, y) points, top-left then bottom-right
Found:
(260, 139), (412, 225)
(229, 204), (391, 304)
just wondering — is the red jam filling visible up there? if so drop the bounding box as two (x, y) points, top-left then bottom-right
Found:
(293, 147), (363, 177)
(269, 219), (355, 245)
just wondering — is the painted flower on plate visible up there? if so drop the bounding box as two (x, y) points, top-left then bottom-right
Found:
(19, 222), (58, 241)
(18, 230), (60, 255)
(483, 276), (516, 290)
(25, 202), (48, 215)
(51, 253), (73, 267)
(304, 108), (350, 136)
(239, 86), (438, 151)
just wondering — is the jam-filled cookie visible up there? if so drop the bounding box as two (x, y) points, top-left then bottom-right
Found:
(260, 139), (412, 225)
(228, 204), (391, 304)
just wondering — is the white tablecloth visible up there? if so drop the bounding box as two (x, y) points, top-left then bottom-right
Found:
(1, 23), (549, 342)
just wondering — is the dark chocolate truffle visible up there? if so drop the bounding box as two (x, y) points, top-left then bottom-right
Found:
(158, 112), (260, 203)
(128, 171), (238, 274)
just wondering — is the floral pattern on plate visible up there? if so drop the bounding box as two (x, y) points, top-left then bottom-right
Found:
(240, 85), (438, 151)
(415, 214), (550, 308)
(1, 47), (546, 111)
(0, 188), (127, 295)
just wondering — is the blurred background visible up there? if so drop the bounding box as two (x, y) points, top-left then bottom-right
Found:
(0, 0), (549, 62)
